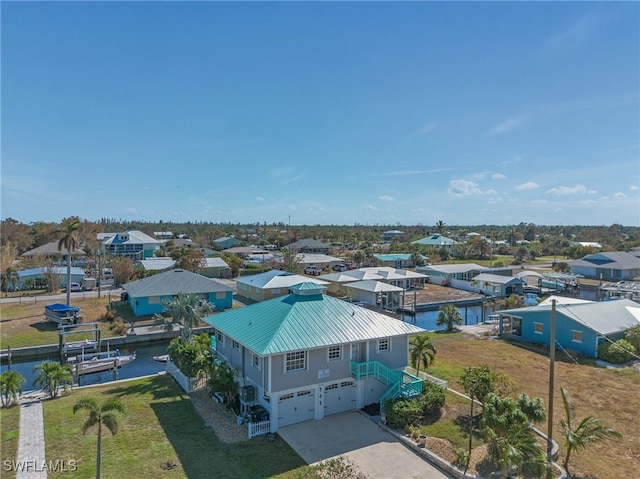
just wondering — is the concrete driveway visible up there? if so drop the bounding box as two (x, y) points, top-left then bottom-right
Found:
(277, 412), (454, 479)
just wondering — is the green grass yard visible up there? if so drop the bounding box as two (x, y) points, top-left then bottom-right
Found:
(42, 375), (308, 479)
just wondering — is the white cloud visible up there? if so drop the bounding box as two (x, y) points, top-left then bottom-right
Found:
(419, 122), (437, 134)
(517, 182), (539, 190)
(546, 184), (587, 195)
(380, 168), (453, 177)
(379, 195), (394, 201)
(256, 196), (265, 202)
(367, 204), (383, 211)
(492, 173), (506, 180)
(613, 192), (627, 199)
(485, 189), (498, 195)
(587, 190), (597, 195)
(447, 179), (483, 198)
(488, 115), (527, 135)
(532, 199), (548, 204)
(545, 11), (599, 53)
(269, 166), (293, 177)
(631, 185), (638, 191)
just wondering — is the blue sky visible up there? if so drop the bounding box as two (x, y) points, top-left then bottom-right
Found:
(2, 1), (639, 226)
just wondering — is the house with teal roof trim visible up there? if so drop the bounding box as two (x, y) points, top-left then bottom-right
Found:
(204, 282), (426, 431)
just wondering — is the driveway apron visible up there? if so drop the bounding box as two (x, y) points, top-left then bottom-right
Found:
(277, 411), (454, 479)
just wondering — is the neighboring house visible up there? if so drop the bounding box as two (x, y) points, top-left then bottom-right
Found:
(470, 273), (524, 297)
(295, 253), (345, 271)
(411, 234), (458, 251)
(344, 280), (404, 310)
(235, 270), (329, 302)
(123, 268), (233, 317)
(571, 241), (602, 250)
(497, 298), (640, 358)
(154, 231), (174, 240)
(288, 239), (330, 254)
(13, 266), (86, 290)
(380, 230), (404, 242)
(200, 257), (232, 279)
(21, 241), (87, 265)
(373, 253), (425, 269)
(416, 263), (487, 282)
(318, 267), (427, 295)
(222, 246), (268, 258)
(568, 251), (640, 281)
(204, 282), (426, 432)
(140, 257), (176, 272)
(213, 237), (243, 250)
(101, 230), (163, 260)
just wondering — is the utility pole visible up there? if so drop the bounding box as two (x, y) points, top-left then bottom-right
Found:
(547, 299), (557, 476)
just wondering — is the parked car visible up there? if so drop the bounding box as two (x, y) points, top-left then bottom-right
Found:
(304, 265), (322, 276)
(69, 282), (82, 292)
(333, 264), (348, 272)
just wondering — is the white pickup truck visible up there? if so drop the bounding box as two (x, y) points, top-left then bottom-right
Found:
(304, 265), (322, 276)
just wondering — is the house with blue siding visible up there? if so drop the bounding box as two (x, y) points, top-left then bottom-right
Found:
(123, 268), (233, 317)
(204, 282), (426, 431)
(497, 298), (640, 358)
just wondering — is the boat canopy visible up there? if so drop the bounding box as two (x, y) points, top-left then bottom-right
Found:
(45, 303), (80, 314)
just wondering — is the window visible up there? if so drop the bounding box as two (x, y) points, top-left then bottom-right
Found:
(233, 340), (240, 351)
(572, 330), (583, 343)
(378, 338), (390, 352)
(216, 292), (227, 300)
(216, 331), (225, 346)
(328, 346), (341, 361)
(285, 351), (306, 372)
(253, 354), (260, 370)
(148, 296), (160, 304)
(534, 323), (543, 334)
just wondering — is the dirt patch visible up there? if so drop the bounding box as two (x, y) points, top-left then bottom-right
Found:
(189, 389), (248, 444)
(403, 284), (484, 307)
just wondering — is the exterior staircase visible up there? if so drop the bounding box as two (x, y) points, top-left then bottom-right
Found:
(350, 361), (422, 415)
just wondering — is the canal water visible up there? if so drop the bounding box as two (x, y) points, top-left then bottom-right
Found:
(407, 304), (485, 331)
(1, 342), (169, 391)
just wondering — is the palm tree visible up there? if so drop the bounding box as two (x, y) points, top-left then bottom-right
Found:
(73, 397), (126, 479)
(560, 387), (622, 475)
(435, 220), (446, 235)
(409, 335), (436, 377)
(485, 424), (547, 479)
(436, 304), (463, 332)
(1, 267), (20, 297)
(32, 360), (73, 398)
(57, 217), (81, 306)
(1, 370), (26, 406)
(153, 292), (213, 341)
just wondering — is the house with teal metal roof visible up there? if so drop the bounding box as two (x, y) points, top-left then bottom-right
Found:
(204, 283), (426, 431)
(123, 268), (233, 316)
(497, 298), (640, 358)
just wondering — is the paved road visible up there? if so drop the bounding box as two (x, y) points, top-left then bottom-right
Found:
(0, 287), (124, 305)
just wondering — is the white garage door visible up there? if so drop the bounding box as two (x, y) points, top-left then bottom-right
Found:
(324, 380), (356, 416)
(278, 389), (315, 427)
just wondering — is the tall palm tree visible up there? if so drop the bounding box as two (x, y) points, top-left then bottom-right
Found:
(1, 267), (20, 297)
(435, 220), (446, 235)
(153, 292), (213, 341)
(560, 387), (621, 475)
(73, 397), (126, 479)
(1, 370), (26, 406)
(32, 360), (73, 398)
(436, 304), (463, 332)
(57, 217), (81, 306)
(409, 334), (436, 377)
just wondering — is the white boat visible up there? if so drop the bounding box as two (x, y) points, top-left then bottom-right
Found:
(153, 354), (169, 363)
(67, 349), (136, 376)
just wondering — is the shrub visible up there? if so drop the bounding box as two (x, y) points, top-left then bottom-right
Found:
(98, 310), (117, 322)
(385, 398), (422, 429)
(418, 381), (446, 418)
(109, 318), (128, 335)
(452, 447), (469, 469)
(598, 339), (636, 364)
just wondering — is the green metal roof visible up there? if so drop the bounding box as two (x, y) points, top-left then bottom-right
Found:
(204, 286), (425, 356)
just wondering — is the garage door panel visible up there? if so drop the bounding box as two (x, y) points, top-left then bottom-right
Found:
(278, 390), (315, 427)
(324, 380), (356, 416)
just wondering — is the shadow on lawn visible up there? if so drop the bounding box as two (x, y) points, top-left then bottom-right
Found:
(29, 321), (59, 332)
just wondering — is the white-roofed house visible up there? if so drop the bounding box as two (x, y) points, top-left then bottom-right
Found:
(344, 280), (404, 310)
(200, 257), (232, 279)
(235, 270), (329, 302)
(101, 230), (163, 260)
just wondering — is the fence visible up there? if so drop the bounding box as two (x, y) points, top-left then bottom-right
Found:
(248, 419), (271, 439)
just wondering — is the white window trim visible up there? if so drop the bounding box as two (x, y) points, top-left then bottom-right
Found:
(533, 322), (543, 334)
(571, 330), (583, 343)
(253, 354), (260, 370)
(328, 345), (342, 362)
(285, 351), (307, 373)
(377, 338), (391, 353)
(233, 340), (240, 351)
(216, 331), (225, 346)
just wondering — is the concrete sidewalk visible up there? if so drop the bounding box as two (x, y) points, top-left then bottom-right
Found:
(16, 394), (48, 479)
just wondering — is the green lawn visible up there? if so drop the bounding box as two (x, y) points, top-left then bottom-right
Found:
(42, 375), (308, 479)
(0, 404), (21, 479)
